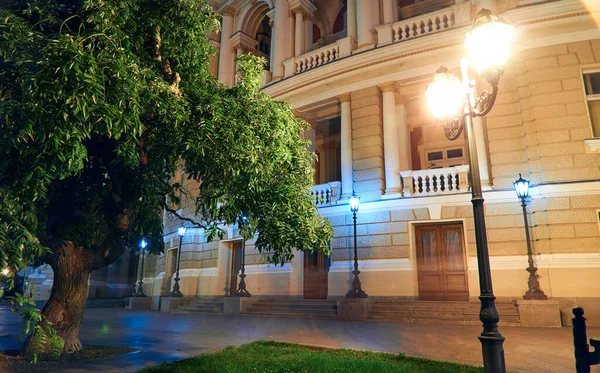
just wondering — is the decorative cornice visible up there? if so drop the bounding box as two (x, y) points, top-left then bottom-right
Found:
(468, 253), (600, 270)
(329, 259), (412, 273)
(244, 263), (292, 274)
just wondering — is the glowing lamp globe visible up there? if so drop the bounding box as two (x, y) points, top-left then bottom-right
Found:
(140, 238), (148, 250)
(513, 174), (530, 200)
(465, 9), (515, 79)
(425, 66), (463, 120)
(349, 192), (360, 213)
(177, 225), (187, 237)
(2, 268), (9, 276)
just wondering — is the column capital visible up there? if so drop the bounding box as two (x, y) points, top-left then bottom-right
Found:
(288, 0), (317, 16)
(378, 82), (397, 93)
(337, 93), (352, 103)
(220, 6), (235, 17)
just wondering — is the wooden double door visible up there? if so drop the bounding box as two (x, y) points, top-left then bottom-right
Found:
(303, 251), (329, 299)
(415, 224), (469, 301)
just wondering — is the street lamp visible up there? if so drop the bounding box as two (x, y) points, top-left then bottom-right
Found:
(170, 225), (186, 297)
(425, 9), (515, 373)
(513, 174), (547, 300)
(2, 268), (9, 276)
(136, 239), (148, 297)
(346, 192), (367, 298)
(233, 215), (251, 297)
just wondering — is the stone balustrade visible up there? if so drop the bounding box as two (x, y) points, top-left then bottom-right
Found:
(375, 4), (471, 46)
(400, 165), (469, 197)
(310, 181), (342, 206)
(283, 36), (356, 78)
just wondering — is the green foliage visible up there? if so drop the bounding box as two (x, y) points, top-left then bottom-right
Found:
(138, 340), (484, 373)
(9, 292), (64, 363)
(0, 0), (331, 277)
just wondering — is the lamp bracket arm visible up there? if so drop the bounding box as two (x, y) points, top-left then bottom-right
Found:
(472, 80), (499, 117)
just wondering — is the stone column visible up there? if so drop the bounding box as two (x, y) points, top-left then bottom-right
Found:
(267, 10), (276, 76)
(234, 46), (244, 82)
(294, 9), (304, 56)
(357, 0), (376, 47)
(473, 116), (491, 187)
(339, 93), (353, 197)
(305, 18), (312, 52)
(382, 0), (396, 24)
(273, 0), (290, 79)
(396, 100), (410, 171)
(380, 84), (401, 194)
(217, 8), (235, 86)
(287, 10), (295, 58)
(347, 0), (357, 40)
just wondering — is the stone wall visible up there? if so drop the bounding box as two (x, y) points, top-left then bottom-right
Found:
(487, 39), (600, 189)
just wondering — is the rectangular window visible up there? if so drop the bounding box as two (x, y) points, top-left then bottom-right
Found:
(446, 148), (463, 159)
(427, 151), (443, 161)
(583, 72), (600, 137)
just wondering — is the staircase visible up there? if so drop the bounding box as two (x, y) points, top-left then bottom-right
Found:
(242, 299), (338, 320)
(171, 297), (225, 315)
(366, 300), (520, 326)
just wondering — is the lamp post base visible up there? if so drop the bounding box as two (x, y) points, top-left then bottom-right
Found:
(345, 269), (368, 299)
(233, 275), (252, 297)
(170, 277), (183, 297)
(523, 267), (547, 300)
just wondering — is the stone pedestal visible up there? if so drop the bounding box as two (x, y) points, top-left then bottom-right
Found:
(126, 297), (152, 311)
(159, 297), (186, 313)
(516, 299), (562, 327)
(223, 297), (257, 316)
(337, 298), (367, 321)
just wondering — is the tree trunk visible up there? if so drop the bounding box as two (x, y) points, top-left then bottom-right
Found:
(23, 241), (90, 356)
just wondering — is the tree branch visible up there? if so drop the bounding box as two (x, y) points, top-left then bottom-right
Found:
(163, 204), (206, 229)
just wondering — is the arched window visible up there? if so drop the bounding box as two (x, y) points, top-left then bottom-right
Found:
(332, 5), (347, 34)
(312, 24), (321, 44)
(255, 16), (271, 70)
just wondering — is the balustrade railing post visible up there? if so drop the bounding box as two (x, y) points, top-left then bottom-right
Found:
(573, 306), (600, 373)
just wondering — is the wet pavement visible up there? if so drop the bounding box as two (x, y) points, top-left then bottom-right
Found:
(1, 305), (598, 372)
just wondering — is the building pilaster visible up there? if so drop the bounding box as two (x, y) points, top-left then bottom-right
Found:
(338, 93), (354, 198)
(380, 83), (401, 195)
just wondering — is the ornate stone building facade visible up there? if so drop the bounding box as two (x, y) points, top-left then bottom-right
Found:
(145, 0), (599, 325)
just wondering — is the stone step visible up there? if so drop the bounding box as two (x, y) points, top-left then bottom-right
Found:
(365, 315), (520, 327)
(250, 303), (337, 311)
(244, 307), (337, 316)
(242, 309), (337, 320)
(171, 309), (224, 315)
(177, 305), (224, 312)
(254, 299), (337, 306)
(366, 310), (520, 322)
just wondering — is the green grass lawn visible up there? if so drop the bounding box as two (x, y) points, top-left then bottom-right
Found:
(139, 340), (483, 373)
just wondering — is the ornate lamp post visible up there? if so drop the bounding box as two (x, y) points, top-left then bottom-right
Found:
(425, 9), (515, 373)
(346, 192), (367, 298)
(170, 225), (186, 297)
(234, 215), (251, 297)
(513, 174), (547, 300)
(136, 238), (148, 297)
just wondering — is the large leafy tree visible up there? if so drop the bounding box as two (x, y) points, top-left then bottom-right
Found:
(0, 0), (332, 355)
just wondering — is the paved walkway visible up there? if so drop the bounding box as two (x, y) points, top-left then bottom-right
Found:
(1, 305), (598, 372)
